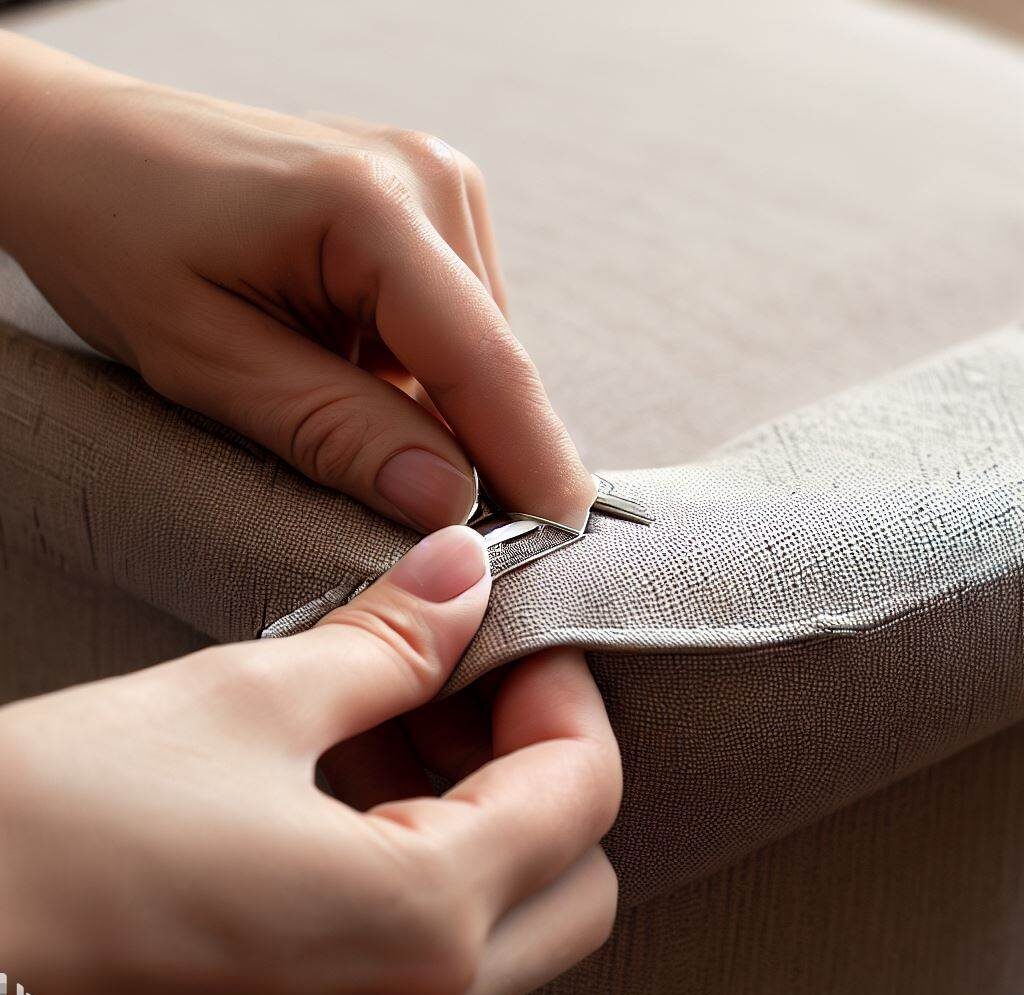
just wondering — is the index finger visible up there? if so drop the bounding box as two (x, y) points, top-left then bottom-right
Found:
(375, 222), (595, 528)
(369, 647), (622, 920)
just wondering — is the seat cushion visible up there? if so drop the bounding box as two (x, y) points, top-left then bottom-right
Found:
(3, 0), (1024, 950)
(3, 0), (1024, 467)
(5, 318), (1024, 911)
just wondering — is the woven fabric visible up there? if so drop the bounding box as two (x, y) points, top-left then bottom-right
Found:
(3, 0), (1024, 990)
(5, 316), (1024, 917)
(261, 323), (1024, 908)
(542, 716), (1024, 994)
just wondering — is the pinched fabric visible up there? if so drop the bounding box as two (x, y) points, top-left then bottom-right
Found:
(4, 318), (1024, 914)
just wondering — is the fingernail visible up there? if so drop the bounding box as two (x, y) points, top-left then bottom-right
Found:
(389, 526), (489, 602)
(375, 448), (478, 532)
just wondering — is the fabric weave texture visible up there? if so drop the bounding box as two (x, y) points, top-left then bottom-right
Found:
(3, 0), (1024, 989)
(5, 318), (1024, 916)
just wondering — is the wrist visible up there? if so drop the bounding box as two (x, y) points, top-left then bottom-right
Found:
(0, 706), (105, 990)
(0, 710), (40, 980)
(0, 32), (121, 251)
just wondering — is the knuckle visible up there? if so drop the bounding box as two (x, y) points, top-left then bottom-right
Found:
(287, 395), (382, 486)
(367, 158), (418, 213)
(332, 147), (417, 211)
(393, 129), (464, 186)
(306, 146), (416, 217)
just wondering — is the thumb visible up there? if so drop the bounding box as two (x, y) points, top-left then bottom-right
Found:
(262, 526), (490, 752)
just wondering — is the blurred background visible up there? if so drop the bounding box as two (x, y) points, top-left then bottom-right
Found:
(2, 0), (1022, 472)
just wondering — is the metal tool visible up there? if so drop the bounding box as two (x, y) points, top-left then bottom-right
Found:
(468, 473), (654, 579)
(261, 473), (655, 638)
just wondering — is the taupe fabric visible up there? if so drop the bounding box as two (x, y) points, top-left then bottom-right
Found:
(543, 716), (1024, 994)
(6, 314), (1024, 920)
(3, 0), (1024, 991)
(0, 548), (210, 703)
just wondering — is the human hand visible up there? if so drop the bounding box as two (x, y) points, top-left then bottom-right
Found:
(0, 526), (622, 994)
(0, 34), (595, 531)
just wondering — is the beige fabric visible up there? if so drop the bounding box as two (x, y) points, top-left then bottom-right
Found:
(3, 0), (1024, 469)
(3, 0), (1024, 992)
(6, 315), (1024, 919)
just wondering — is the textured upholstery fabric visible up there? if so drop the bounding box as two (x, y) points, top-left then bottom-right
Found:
(5, 315), (1024, 922)
(543, 717), (1024, 994)
(0, 548), (209, 703)
(3, 0), (1024, 991)
(3, 0), (1024, 469)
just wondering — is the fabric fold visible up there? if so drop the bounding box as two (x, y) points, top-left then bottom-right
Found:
(4, 319), (1024, 907)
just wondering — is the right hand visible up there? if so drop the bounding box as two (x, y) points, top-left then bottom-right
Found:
(0, 526), (622, 995)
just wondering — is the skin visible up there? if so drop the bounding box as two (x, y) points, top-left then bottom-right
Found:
(1, 528), (622, 994)
(0, 33), (619, 994)
(0, 32), (596, 532)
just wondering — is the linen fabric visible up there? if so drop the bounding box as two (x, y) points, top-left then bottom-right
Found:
(5, 315), (1024, 919)
(3, 0), (1024, 990)
(3, 0), (1024, 472)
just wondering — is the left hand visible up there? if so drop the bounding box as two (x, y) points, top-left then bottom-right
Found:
(0, 33), (596, 532)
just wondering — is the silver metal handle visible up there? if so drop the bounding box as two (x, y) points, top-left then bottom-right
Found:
(469, 473), (654, 579)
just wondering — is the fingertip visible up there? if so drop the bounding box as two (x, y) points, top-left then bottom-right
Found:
(540, 430), (596, 530)
(387, 525), (489, 603)
(479, 423), (595, 532)
(556, 465), (598, 532)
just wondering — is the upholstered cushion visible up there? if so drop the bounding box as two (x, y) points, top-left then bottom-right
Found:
(3, 0), (1024, 468)
(3, 1), (1024, 991)
(5, 317), (1024, 912)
